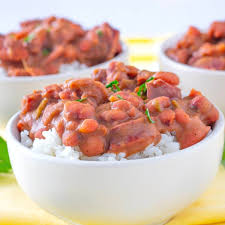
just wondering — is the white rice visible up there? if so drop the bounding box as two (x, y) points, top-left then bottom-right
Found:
(59, 61), (87, 73)
(0, 67), (7, 77)
(0, 61), (87, 77)
(21, 128), (180, 161)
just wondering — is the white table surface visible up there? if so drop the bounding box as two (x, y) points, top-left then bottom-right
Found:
(0, 0), (224, 36)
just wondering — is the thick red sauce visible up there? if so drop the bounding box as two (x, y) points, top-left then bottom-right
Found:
(17, 62), (219, 157)
(0, 16), (121, 76)
(166, 21), (225, 70)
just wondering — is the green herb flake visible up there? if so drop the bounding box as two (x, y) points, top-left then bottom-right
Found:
(76, 97), (87, 102)
(42, 48), (50, 56)
(0, 137), (12, 173)
(146, 76), (155, 83)
(137, 76), (155, 97)
(137, 83), (147, 97)
(106, 80), (120, 93)
(117, 95), (124, 100)
(145, 108), (155, 124)
(96, 29), (103, 37)
(24, 33), (34, 43)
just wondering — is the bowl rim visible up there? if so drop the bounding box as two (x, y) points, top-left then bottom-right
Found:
(6, 109), (224, 167)
(159, 33), (225, 76)
(0, 41), (128, 83)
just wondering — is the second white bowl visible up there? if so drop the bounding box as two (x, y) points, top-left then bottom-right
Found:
(159, 34), (225, 114)
(0, 43), (128, 128)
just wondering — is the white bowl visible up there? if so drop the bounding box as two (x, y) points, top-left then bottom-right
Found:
(0, 42), (128, 128)
(159, 34), (225, 114)
(6, 111), (224, 225)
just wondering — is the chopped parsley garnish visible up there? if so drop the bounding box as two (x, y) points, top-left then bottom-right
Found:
(137, 83), (147, 97)
(117, 95), (124, 100)
(0, 137), (12, 173)
(96, 29), (103, 37)
(146, 76), (155, 83)
(24, 33), (34, 43)
(145, 108), (155, 123)
(106, 80), (120, 93)
(42, 48), (50, 56)
(76, 97), (87, 102)
(137, 76), (155, 97)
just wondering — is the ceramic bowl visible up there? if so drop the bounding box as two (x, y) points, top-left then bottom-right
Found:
(6, 110), (224, 225)
(159, 34), (225, 114)
(0, 42), (128, 129)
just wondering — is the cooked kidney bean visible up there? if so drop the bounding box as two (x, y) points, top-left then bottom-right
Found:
(78, 119), (99, 134)
(153, 72), (180, 86)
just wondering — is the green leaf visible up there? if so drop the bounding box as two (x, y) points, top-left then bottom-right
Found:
(24, 33), (34, 43)
(146, 76), (155, 83)
(145, 108), (155, 124)
(96, 29), (103, 37)
(137, 83), (147, 97)
(222, 144), (225, 166)
(42, 48), (50, 56)
(117, 95), (124, 100)
(76, 97), (87, 102)
(137, 76), (155, 97)
(106, 80), (120, 93)
(0, 137), (12, 173)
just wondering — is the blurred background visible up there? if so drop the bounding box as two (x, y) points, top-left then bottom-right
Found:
(1, 0), (225, 37)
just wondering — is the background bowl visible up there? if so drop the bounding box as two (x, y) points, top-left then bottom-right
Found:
(0, 42), (128, 129)
(159, 34), (225, 114)
(6, 111), (224, 225)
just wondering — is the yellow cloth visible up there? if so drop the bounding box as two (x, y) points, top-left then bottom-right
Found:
(0, 174), (66, 225)
(167, 166), (225, 225)
(1, 37), (225, 225)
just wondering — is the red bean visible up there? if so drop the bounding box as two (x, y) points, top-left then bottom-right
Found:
(79, 119), (99, 133)
(62, 131), (79, 146)
(79, 136), (105, 156)
(159, 109), (175, 126)
(153, 72), (180, 85)
(175, 108), (190, 125)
